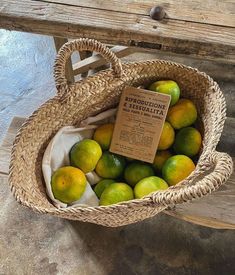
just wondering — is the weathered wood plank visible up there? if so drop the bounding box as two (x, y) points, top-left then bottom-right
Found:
(73, 46), (134, 75)
(0, 116), (234, 229)
(47, 0), (235, 27)
(0, 0), (234, 62)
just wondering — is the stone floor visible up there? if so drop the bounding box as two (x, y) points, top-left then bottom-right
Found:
(0, 30), (235, 275)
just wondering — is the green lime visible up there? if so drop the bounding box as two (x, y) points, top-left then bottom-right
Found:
(95, 152), (126, 179)
(173, 127), (202, 157)
(94, 179), (115, 198)
(134, 176), (168, 199)
(99, 182), (134, 206)
(124, 162), (154, 187)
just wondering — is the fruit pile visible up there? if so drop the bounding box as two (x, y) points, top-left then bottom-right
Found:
(51, 80), (202, 206)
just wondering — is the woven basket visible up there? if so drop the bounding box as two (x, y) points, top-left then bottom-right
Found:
(9, 39), (233, 227)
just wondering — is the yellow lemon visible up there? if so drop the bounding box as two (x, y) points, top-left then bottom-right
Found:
(93, 123), (114, 150)
(158, 122), (175, 150)
(124, 162), (154, 187)
(95, 152), (126, 179)
(51, 166), (87, 203)
(134, 176), (168, 199)
(167, 99), (197, 129)
(148, 80), (180, 106)
(173, 127), (202, 157)
(94, 179), (115, 198)
(99, 182), (134, 206)
(162, 155), (195, 186)
(70, 139), (102, 173)
(152, 150), (172, 173)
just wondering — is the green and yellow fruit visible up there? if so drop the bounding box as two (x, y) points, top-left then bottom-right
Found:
(51, 166), (87, 203)
(162, 155), (195, 186)
(99, 182), (134, 206)
(94, 179), (115, 198)
(167, 99), (197, 129)
(152, 150), (172, 173)
(93, 123), (114, 150)
(173, 127), (202, 157)
(148, 80), (180, 106)
(95, 152), (126, 179)
(70, 139), (102, 173)
(158, 122), (175, 150)
(134, 176), (168, 199)
(124, 162), (154, 187)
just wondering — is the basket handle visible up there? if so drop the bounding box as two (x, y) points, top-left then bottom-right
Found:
(151, 151), (233, 207)
(54, 38), (123, 94)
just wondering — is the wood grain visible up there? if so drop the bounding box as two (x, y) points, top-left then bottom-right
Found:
(73, 46), (134, 75)
(0, 0), (234, 62)
(0, 116), (234, 229)
(47, 0), (235, 27)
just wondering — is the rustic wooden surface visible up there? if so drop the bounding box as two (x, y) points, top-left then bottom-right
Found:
(73, 46), (134, 76)
(1, 116), (234, 229)
(0, 0), (235, 63)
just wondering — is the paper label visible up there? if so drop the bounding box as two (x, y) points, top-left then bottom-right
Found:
(110, 86), (171, 163)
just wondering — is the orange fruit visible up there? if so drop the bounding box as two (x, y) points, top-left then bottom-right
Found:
(173, 127), (202, 157)
(99, 182), (134, 206)
(148, 80), (180, 106)
(162, 155), (195, 186)
(93, 123), (114, 150)
(124, 162), (154, 187)
(51, 166), (87, 203)
(167, 99), (197, 129)
(152, 150), (172, 173)
(134, 176), (168, 199)
(158, 122), (175, 150)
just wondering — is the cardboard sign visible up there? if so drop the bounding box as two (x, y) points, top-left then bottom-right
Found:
(110, 86), (171, 163)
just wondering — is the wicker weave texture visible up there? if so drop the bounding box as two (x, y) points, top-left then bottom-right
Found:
(9, 39), (233, 227)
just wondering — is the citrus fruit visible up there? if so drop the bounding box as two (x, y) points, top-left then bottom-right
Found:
(94, 179), (115, 198)
(124, 162), (155, 187)
(51, 166), (87, 203)
(158, 122), (175, 150)
(166, 99), (197, 129)
(162, 155), (195, 186)
(173, 127), (202, 157)
(134, 176), (168, 199)
(152, 150), (172, 173)
(99, 182), (134, 206)
(70, 139), (102, 173)
(93, 123), (114, 150)
(95, 152), (126, 179)
(148, 80), (180, 106)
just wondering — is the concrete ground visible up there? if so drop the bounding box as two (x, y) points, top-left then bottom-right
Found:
(0, 30), (235, 275)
